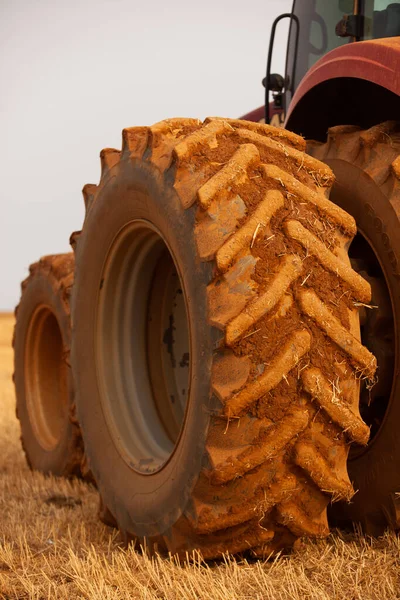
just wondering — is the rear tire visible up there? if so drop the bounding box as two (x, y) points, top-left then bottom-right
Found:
(308, 122), (400, 534)
(13, 254), (83, 477)
(71, 118), (374, 558)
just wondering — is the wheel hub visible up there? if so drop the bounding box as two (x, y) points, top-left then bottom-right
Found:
(96, 220), (191, 474)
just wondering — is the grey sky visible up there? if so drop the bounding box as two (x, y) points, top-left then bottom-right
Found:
(1, 0), (291, 310)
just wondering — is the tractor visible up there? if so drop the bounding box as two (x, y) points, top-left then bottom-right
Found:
(13, 0), (400, 558)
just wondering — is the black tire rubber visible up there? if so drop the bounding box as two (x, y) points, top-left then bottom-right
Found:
(71, 117), (375, 558)
(307, 122), (400, 535)
(13, 254), (84, 477)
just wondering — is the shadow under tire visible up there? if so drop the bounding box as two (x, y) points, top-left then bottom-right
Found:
(13, 253), (83, 477)
(71, 117), (375, 558)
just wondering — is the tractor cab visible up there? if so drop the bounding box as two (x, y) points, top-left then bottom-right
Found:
(266, 0), (400, 125)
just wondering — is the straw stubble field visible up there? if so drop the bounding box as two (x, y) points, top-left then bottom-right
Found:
(0, 313), (399, 599)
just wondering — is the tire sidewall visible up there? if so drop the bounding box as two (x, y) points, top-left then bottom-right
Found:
(71, 159), (218, 537)
(14, 272), (75, 475)
(327, 158), (400, 529)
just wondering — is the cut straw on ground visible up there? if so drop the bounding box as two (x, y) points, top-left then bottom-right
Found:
(0, 313), (399, 599)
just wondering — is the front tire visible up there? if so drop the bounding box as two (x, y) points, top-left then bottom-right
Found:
(71, 118), (374, 557)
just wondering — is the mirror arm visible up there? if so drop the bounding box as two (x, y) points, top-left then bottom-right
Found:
(265, 13), (299, 124)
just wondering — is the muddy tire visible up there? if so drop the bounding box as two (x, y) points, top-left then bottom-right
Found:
(13, 254), (84, 477)
(308, 122), (400, 535)
(71, 118), (375, 558)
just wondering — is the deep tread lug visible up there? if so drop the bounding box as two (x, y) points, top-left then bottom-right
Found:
(100, 148), (121, 179)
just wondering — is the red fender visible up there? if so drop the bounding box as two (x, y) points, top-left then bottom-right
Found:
(286, 37), (400, 124)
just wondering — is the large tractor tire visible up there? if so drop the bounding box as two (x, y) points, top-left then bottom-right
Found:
(13, 254), (84, 477)
(71, 117), (375, 558)
(307, 122), (400, 535)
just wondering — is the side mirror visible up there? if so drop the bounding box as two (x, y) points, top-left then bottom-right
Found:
(262, 73), (285, 93)
(262, 73), (285, 120)
(335, 14), (363, 37)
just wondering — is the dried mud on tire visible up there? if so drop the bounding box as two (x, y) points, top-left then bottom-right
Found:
(308, 121), (400, 535)
(13, 253), (84, 477)
(71, 117), (376, 559)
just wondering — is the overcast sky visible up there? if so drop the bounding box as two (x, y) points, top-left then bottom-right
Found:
(1, 0), (291, 310)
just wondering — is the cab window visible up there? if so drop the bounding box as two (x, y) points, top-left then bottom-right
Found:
(364, 1), (400, 39)
(287, 0), (352, 92)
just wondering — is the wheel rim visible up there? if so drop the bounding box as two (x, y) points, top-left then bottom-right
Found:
(96, 220), (191, 474)
(25, 306), (68, 451)
(349, 229), (395, 449)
